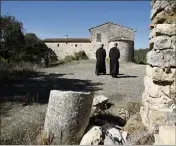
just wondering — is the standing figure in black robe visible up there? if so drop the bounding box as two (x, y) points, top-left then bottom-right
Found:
(109, 43), (120, 78)
(95, 44), (106, 76)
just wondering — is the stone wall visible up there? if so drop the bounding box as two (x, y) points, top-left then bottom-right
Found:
(45, 42), (93, 60)
(140, 0), (176, 132)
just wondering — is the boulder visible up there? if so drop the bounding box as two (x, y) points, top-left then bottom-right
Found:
(43, 90), (93, 145)
(80, 126), (103, 145)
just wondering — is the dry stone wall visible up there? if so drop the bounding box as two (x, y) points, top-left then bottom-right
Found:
(140, 0), (176, 132)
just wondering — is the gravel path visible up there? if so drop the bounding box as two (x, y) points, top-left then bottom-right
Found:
(40, 60), (146, 105)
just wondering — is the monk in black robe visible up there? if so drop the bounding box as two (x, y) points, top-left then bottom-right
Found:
(95, 44), (106, 75)
(109, 43), (120, 78)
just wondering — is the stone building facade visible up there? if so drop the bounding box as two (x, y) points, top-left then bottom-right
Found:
(140, 0), (176, 144)
(43, 22), (136, 61)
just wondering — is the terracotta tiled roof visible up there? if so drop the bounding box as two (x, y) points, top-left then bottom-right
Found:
(43, 38), (91, 43)
(89, 22), (136, 32)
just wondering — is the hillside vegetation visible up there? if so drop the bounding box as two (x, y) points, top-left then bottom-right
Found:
(134, 48), (150, 64)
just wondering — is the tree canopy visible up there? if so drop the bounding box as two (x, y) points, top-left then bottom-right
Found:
(0, 15), (58, 66)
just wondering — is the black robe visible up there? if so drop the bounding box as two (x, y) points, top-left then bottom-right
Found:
(109, 47), (120, 77)
(95, 47), (106, 75)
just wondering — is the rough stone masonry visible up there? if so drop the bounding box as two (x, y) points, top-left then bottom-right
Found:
(140, 0), (176, 132)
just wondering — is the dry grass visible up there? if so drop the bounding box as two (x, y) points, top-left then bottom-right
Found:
(124, 112), (146, 135)
(124, 113), (154, 145)
(0, 61), (38, 85)
(124, 100), (142, 116)
(0, 102), (47, 145)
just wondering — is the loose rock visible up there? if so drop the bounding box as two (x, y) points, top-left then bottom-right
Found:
(93, 95), (108, 107)
(80, 126), (104, 145)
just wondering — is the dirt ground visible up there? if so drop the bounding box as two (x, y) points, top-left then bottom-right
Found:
(0, 60), (147, 144)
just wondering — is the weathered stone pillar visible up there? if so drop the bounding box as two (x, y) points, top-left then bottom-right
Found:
(140, 0), (176, 132)
(43, 90), (93, 144)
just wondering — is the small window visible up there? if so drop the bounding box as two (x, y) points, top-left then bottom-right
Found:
(57, 44), (59, 47)
(96, 33), (101, 42)
(75, 44), (77, 47)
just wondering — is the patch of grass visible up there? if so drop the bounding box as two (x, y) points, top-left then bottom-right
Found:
(0, 61), (38, 85)
(124, 113), (154, 145)
(0, 103), (47, 145)
(124, 113), (146, 134)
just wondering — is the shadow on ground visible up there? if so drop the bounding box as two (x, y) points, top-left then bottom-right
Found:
(96, 73), (137, 78)
(0, 71), (103, 105)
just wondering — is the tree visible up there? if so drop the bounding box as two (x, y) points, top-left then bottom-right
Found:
(0, 15), (25, 61)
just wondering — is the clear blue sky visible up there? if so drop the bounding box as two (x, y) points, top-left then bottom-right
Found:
(2, 1), (151, 49)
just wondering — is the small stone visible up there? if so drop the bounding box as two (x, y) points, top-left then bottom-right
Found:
(80, 126), (103, 145)
(153, 36), (171, 50)
(155, 24), (176, 36)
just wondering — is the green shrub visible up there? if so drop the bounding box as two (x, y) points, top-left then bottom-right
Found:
(63, 55), (75, 63)
(73, 50), (88, 60)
